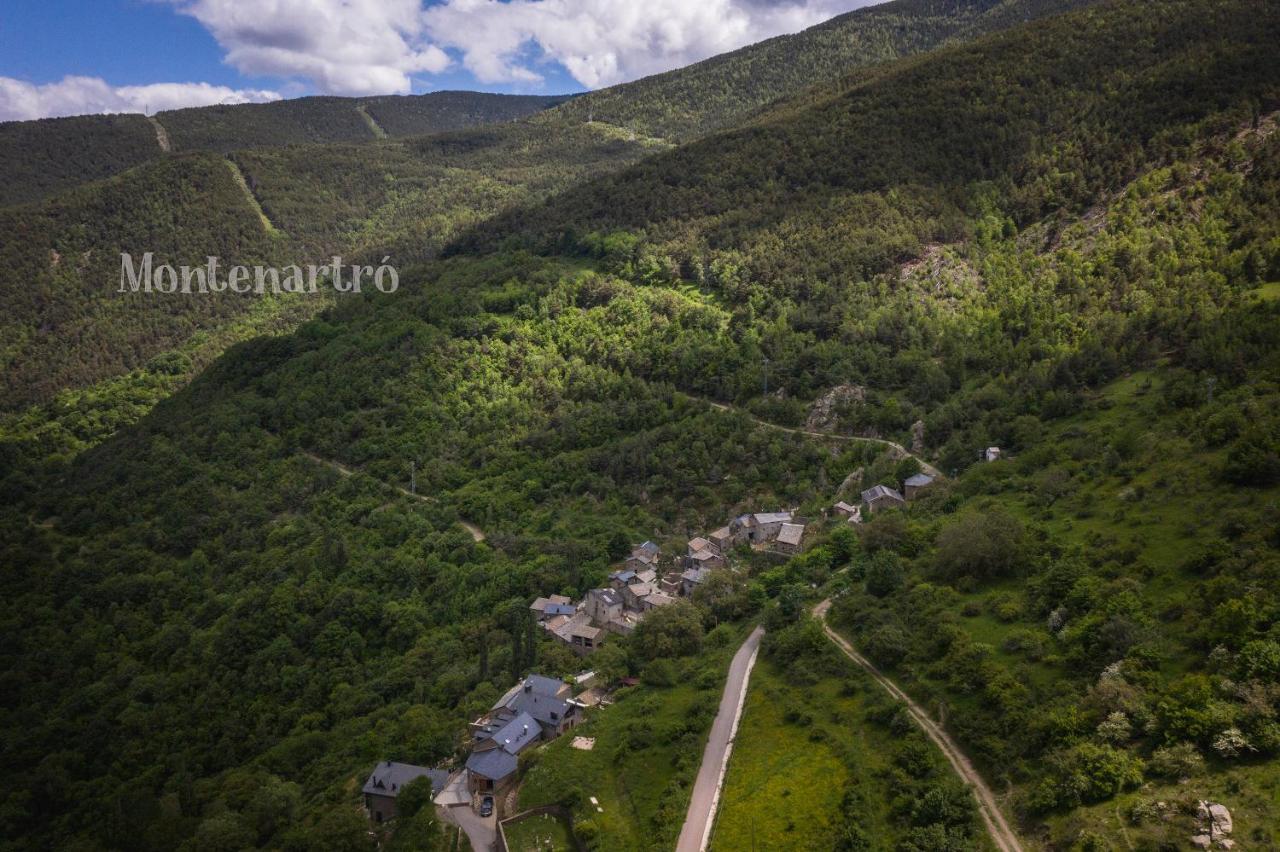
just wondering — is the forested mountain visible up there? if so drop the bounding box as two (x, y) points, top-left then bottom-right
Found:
(3, 0), (1280, 849)
(0, 92), (571, 207)
(0, 0), (1100, 418)
(0, 121), (657, 414)
(0, 113), (159, 206)
(158, 92), (573, 153)
(536, 0), (1098, 141)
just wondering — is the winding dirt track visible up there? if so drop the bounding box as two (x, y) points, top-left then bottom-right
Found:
(301, 451), (486, 542)
(813, 599), (1023, 852)
(693, 396), (942, 478)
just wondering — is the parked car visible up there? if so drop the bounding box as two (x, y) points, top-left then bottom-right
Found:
(479, 796), (494, 817)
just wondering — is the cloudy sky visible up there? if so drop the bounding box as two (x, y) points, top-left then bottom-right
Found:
(0, 0), (877, 121)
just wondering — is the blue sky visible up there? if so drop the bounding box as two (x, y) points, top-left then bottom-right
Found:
(0, 0), (872, 120)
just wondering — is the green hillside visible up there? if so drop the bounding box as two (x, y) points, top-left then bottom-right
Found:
(536, 0), (1098, 141)
(2, 0), (1279, 850)
(157, 91), (572, 152)
(0, 92), (572, 208)
(0, 120), (654, 416)
(0, 153), (293, 410)
(0, 113), (159, 206)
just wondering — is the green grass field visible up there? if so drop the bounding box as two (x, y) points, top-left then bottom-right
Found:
(711, 657), (907, 851)
(517, 626), (750, 851)
(501, 811), (575, 851)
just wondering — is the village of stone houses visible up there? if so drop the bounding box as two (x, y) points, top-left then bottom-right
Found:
(358, 459), (949, 850)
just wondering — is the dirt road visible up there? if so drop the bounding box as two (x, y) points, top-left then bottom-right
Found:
(676, 625), (765, 852)
(694, 396), (942, 478)
(813, 600), (1023, 852)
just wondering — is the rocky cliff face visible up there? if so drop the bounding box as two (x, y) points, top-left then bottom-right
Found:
(805, 384), (866, 432)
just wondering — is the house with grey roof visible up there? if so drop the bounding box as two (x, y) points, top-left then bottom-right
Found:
(904, 473), (936, 500)
(550, 610), (604, 654)
(775, 522), (806, 554)
(709, 525), (734, 552)
(624, 540), (661, 573)
(585, 587), (623, 625)
(749, 511), (793, 542)
(862, 484), (906, 513)
(681, 566), (710, 597)
(685, 547), (725, 570)
(529, 594), (572, 621)
(466, 710), (540, 795)
(363, 761), (449, 824)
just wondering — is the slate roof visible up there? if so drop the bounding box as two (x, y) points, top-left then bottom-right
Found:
(362, 761), (447, 797)
(610, 569), (637, 583)
(777, 523), (805, 546)
(591, 587), (622, 607)
(489, 711), (540, 753)
(466, 748), (518, 782)
(635, 540), (659, 557)
(544, 603), (576, 616)
(522, 674), (568, 698)
(861, 485), (904, 503)
(905, 473), (935, 488)
(753, 511), (792, 525)
(510, 689), (572, 727)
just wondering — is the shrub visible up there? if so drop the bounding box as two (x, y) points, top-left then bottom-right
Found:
(1147, 743), (1204, 779)
(933, 509), (1026, 582)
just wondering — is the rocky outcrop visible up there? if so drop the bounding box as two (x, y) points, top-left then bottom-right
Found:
(806, 384), (866, 432)
(1193, 801), (1234, 849)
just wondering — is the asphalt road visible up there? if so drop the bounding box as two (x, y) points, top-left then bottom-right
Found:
(675, 625), (765, 852)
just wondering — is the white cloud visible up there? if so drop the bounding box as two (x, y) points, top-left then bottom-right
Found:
(2, 0), (876, 119)
(423, 0), (875, 89)
(168, 0), (450, 96)
(0, 76), (281, 122)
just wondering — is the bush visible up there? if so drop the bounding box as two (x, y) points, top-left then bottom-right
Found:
(865, 551), (905, 598)
(865, 624), (911, 668)
(1147, 742), (1204, 779)
(933, 509), (1026, 582)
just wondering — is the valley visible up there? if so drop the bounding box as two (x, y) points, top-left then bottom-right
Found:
(1, 0), (1279, 850)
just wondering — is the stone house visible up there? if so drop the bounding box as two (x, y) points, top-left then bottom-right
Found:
(624, 541), (660, 573)
(862, 484), (906, 513)
(775, 522), (805, 554)
(709, 526), (734, 553)
(749, 511), (793, 543)
(363, 762), (449, 825)
(529, 594), (572, 621)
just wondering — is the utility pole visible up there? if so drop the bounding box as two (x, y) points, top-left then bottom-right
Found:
(409, 460), (416, 495)
(762, 357), (770, 396)
(1206, 376), (1217, 405)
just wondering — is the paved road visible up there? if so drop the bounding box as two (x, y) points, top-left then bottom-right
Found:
(693, 396), (942, 478)
(676, 625), (765, 852)
(438, 803), (496, 852)
(813, 600), (1023, 852)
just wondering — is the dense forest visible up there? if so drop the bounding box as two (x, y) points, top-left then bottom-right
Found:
(536, 0), (1098, 142)
(2, 0), (1280, 849)
(0, 92), (571, 208)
